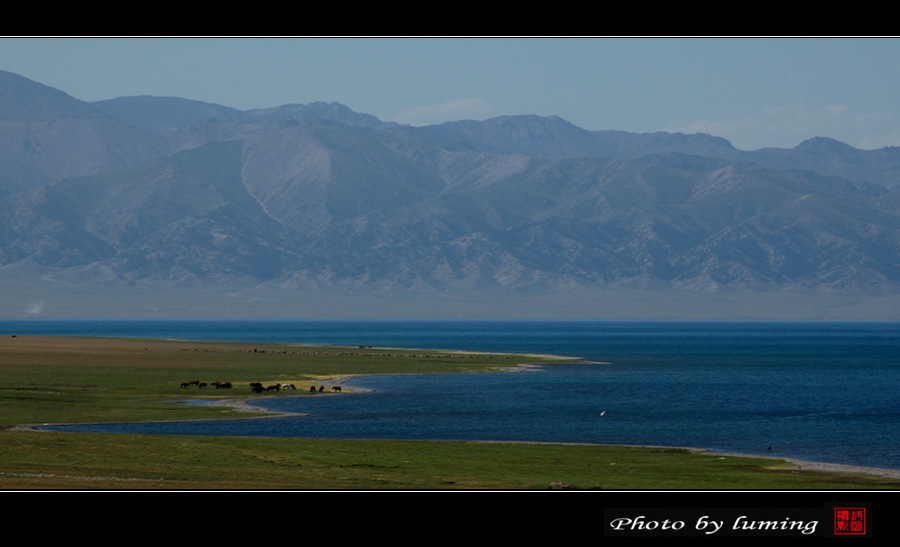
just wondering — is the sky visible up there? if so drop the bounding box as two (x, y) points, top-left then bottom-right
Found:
(2, 36), (899, 151)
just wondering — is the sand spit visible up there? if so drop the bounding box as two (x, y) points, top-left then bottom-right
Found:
(207, 375), (369, 416)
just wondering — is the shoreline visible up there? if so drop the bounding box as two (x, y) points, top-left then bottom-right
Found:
(4, 334), (897, 485)
(188, 383), (900, 482)
(684, 449), (900, 481)
(12, 370), (900, 483)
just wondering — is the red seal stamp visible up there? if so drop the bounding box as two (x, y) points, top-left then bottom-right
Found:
(834, 507), (866, 536)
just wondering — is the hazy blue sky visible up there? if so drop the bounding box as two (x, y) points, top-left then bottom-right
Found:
(2, 36), (898, 151)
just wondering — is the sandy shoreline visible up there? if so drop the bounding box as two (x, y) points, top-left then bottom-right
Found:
(681, 448), (900, 481)
(773, 459), (900, 480)
(206, 375), (369, 416)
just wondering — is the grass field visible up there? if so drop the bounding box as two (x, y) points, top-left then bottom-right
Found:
(2, 334), (898, 490)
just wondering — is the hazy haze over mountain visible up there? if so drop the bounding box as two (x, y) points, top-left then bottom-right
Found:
(2, 68), (900, 319)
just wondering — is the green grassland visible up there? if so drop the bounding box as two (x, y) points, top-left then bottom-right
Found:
(1, 335), (898, 490)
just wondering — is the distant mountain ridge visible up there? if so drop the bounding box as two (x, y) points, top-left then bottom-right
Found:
(3, 68), (900, 303)
(429, 115), (744, 161)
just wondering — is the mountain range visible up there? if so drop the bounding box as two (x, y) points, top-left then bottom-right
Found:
(3, 69), (900, 319)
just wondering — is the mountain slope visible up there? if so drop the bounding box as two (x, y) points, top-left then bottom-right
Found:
(1, 140), (296, 283)
(2, 70), (900, 300)
(0, 70), (170, 182)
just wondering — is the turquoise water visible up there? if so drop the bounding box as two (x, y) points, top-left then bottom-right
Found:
(5, 320), (899, 470)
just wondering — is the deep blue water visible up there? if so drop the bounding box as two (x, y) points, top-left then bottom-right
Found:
(4, 320), (899, 470)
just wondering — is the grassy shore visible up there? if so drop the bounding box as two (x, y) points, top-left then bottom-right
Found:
(2, 334), (898, 490)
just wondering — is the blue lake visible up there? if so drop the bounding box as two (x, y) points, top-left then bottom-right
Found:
(5, 319), (899, 470)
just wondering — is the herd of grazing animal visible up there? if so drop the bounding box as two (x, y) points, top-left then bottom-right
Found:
(180, 380), (232, 389)
(309, 385), (340, 392)
(181, 380), (342, 393)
